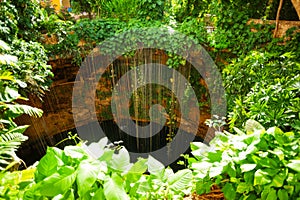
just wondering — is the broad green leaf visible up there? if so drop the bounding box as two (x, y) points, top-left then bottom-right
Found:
(135, 175), (150, 195)
(283, 185), (294, 196)
(222, 183), (236, 200)
(245, 119), (265, 134)
(147, 155), (165, 177)
(233, 127), (245, 135)
(83, 137), (108, 158)
(236, 182), (252, 193)
(53, 189), (75, 200)
(92, 188), (105, 200)
(76, 160), (103, 197)
(110, 147), (132, 173)
(190, 142), (209, 152)
(104, 174), (130, 200)
(240, 164), (256, 172)
(286, 160), (300, 173)
(254, 169), (271, 186)
(37, 149), (60, 178)
(266, 188), (277, 200)
(209, 166), (223, 178)
(168, 169), (192, 191)
(268, 148), (284, 161)
(128, 157), (147, 174)
(99, 149), (114, 162)
(271, 169), (287, 187)
(64, 146), (89, 160)
(36, 166), (77, 197)
(207, 151), (222, 162)
(278, 189), (289, 200)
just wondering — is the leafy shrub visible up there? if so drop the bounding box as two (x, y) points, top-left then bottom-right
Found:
(189, 120), (300, 200)
(0, 40), (43, 171)
(24, 138), (192, 199)
(224, 51), (300, 131)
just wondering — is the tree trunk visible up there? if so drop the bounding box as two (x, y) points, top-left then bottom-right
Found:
(274, 0), (284, 38)
(291, 0), (300, 20)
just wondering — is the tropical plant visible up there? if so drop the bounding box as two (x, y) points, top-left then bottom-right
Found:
(224, 51), (300, 131)
(0, 40), (43, 171)
(24, 137), (192, 199)
(189, 119), (300, 200)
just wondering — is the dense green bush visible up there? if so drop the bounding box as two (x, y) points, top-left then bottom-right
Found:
(0, 41), (43, 172)
(189, 120), (300, 200)
(224, 51), (300, 131)
(21, 138), (192, 199)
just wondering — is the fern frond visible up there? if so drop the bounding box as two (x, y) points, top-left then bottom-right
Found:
(0, 132), (28, 171)
(5, 104), (43, 118)
(0, 130), (28, 143)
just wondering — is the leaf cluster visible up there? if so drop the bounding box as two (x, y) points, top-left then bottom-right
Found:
(22, 137), (192, 199)
(189, 119), (300, 200)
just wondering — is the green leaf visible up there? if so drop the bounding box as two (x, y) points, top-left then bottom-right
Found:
(147, 155), (165, 177)
(286, 160), (300, 173)
(245, 119), (265, 134)
(271, 169), (287, 187)
(5, 104), (43, 118)
(278, 189), (289, 200)
(209, 166), (223, 178)
(168, 169), (192, 191)
(64, 146), (89, 160)
(99, 149), (114, 162)
(36, 166), (77, 197)
(110, 147), (132, 173)
(236, 182), (252, 193)
(207, 151), (222, 162)
(254, 169), (271, 186)
(104, 174), (130, 200)
(5, 125), (29, 135)
(92, 188), (105, 200)
(222, 183), (236, 200)
(0, 71), (14, 81)
(240, 164), (256, 172)
(266, 188), (277, 200)
(128, 157), (147, 174)
(76, 160), (104, 197)
(37, 148), (61, 178)
(268, 148), (284, 161)
(0, 87), (19, 102)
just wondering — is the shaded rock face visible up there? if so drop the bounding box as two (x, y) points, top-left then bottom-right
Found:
(16, 49), (212, 164)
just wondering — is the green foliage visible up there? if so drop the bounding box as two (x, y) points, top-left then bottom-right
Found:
(0, 0), (18, 42)
(0, 167), (36, 199)
(0, 1), (53, 98)
(170, 0), (209, 22)
(0, 41), (43, 171)
(22, 137), (192, 199)
(138, 0), (165, 20)
(12, 0), (47, 42)
(224, 51), (300, 131)
(189, 119), (300, 200)
(71, 0), (166, 21)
